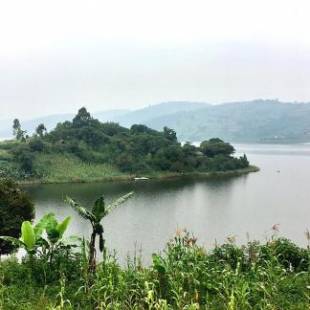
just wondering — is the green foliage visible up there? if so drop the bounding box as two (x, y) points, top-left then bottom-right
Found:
(0, 231), (308, 309)
(43, 213), (71, 244)
(200, 138), (235, 157)
(11, 144), (36, 175)
(35, 123), (47, 138)
(66, 192), (133, 273)
(0, 179), (34, 255)
(12, 118), (27, 141)
(21, 221), (36, 251)
(4, 108), (250, 181)
(34, 153), (121, 183)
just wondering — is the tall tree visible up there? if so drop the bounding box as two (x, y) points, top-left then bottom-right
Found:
(13, 119), (21, 139)
(72, 107), (92, 126)
(12, 118), (27, 141)
(36, 123), (47, 138)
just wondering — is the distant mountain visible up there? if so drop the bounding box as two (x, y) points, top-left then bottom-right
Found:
(114, 101), (209, 127)
(0, 102), (206, 139)
(2, 100), (310, 143)
(143, 100), (310, 143)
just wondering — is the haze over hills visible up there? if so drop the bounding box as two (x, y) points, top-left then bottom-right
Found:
(0, 110), (129, 140)
(1, 100), (310, 143)
(0, 102), (206, 139)
(145, 100), (310, 143)
(113, 101), (209, 128)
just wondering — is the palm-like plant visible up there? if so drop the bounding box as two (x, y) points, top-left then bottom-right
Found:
(65, 191), (134, 273)
(0, 221), (38, 255)
(0, 214), (71, 257)
(42, 213), (71, 245)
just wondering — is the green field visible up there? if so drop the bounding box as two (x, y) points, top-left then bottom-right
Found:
(33, 153), (124, 183)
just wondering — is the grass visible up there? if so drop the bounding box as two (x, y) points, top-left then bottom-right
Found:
(0, 140), (259, 184)
(33, 153), (125, 183)
(22, 153), (258, 184)
(0, 231), (309, 309)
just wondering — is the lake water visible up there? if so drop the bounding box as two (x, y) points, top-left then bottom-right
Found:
(24, 144), (310, 264)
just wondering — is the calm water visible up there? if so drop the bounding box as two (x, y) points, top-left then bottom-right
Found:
(24, 144), (310, 263)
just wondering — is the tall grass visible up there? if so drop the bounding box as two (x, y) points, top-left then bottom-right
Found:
(0, 231), (309, 309)
(33, 154), (123, 183)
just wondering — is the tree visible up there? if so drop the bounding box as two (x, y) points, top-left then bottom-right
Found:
(65, 192), (133, 273)
(36, 123), (47, 138)
(13, 145), (35, 174)
(163, 126), (177, 142)
(0, 179), (34, 255)
(72, 107), (92, 127)
(13, 119), (21, 136)
(200, 138), (235, 157)
(13, 118), (27, 141)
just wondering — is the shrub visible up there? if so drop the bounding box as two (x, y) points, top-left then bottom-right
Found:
(0, 179), (34, 255)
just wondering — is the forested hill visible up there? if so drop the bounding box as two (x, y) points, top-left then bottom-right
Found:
(0, 108), (250, 182)
(145, 100), (310, 143)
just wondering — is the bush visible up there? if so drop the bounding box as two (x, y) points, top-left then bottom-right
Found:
(29, 138), (45, 152)
(0, 179), (34, 255)
(0, 230), (309, 309)
(268, 238), (309, 271)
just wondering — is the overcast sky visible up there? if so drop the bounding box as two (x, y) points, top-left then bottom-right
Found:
(1, 0), (310, 120)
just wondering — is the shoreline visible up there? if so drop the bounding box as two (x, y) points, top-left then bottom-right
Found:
(19, 165), (259, 186)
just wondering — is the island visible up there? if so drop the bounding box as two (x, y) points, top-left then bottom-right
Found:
(0, 107), (258, 184)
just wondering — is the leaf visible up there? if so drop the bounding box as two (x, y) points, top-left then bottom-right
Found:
(46, 228), (60, 244)
(62, 235), (82, 245)
(56, 216), (71, 238)
(36, 237), (50, 248)
(105, 192), (134, 216)
(21, 221), (36, 250)
(92, 195), (106, 221)
(34, 213), (55, 238)
(45, 214), (59, 243)
(152, 254), (166, 274)
(65, 196), (96, 222)
(0, 236), (25, 248)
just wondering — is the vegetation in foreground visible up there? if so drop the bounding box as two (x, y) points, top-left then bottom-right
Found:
(0, 181), (308, 309)
(0, 179), (34, 255)
(0, 230), (309, 309)
(0, 107), (251, 183)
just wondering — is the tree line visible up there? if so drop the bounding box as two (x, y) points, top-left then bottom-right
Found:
(9, 107), (249, 178)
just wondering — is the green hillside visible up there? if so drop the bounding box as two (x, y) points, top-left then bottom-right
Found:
(146, 100), (310, 143)
(0, 108), (251, 183)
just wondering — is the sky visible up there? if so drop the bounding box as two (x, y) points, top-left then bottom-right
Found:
(1, 0), (310, 120)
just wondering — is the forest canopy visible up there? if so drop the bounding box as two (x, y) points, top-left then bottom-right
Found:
(1, 108), (249, 179)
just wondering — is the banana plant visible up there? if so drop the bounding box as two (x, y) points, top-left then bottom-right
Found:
(0, 214), (71, 257)
(42, 213), (71, 245)
(65, 191), (134, 273)
(0, 220), (44, 256)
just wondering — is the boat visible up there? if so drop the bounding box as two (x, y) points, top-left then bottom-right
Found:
(134, 177), (149, 181)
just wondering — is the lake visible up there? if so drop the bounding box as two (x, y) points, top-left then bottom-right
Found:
(24, 144), (310, 264)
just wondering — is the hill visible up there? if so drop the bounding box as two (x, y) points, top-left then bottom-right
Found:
(114, 101), (209, 128)
(0, 108), (251, 183)
(0, 102), (205, 139)
(3, 100), (310, 143)
(142, 100), (310, 143)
